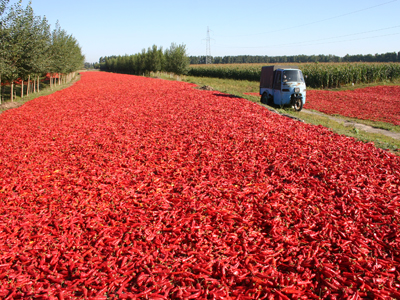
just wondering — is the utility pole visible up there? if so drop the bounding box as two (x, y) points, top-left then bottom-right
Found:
(206, 26), (212, 64)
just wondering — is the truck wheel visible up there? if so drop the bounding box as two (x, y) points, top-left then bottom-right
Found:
(293, 98), (303, 111)
(261, 92), (268, 104)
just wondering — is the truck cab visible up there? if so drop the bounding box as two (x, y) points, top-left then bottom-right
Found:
(259, 65), (306, 111)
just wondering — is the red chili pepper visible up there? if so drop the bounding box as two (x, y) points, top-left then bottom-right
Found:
(273, 289), (291, 300)
(1, 72), (400, 299)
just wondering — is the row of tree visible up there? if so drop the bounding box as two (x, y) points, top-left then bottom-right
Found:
(189, 51), (400, 64)
(0, 0), (84, 102)
(99, 43), (190, 75)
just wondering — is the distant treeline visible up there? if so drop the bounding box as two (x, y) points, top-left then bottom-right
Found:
(189, 52), (400, 64)
(99, 44), (190, 75)
(188, 63), (400, 88)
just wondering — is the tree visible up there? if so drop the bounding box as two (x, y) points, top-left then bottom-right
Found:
(0, 0), (82, 101)
(49, 21), (84, 86)
(145, 45), (163, 73)
(0, 0), (10, 102)
(164, 43), (189, 75)
(0, 0), (9, 17)
(31, 15), (50, 92)
(0, 0), (26, 101)
(9, 3), (50, 97)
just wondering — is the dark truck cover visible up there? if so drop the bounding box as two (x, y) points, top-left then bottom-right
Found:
(260, 65), (299, 89)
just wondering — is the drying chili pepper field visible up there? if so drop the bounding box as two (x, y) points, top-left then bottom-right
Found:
(0, 72), (399, 299)
(304, 86), (400, 126)
(246, 86), (400, 126)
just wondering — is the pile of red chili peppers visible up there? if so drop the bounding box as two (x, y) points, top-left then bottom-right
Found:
(246, 86), (400, 126)
(305, 86), (400, 126)
(0, 72), (399, 299)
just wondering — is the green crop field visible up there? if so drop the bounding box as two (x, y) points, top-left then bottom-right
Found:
(188, 62), (400, 89)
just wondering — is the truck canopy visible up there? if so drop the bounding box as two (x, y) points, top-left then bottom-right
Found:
(260, 65), (299, 89)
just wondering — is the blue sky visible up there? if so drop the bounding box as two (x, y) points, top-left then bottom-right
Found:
(15, 0), (400, 63)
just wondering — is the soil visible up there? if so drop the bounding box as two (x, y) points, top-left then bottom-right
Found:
(0, 101), (23, 112)
(197, 85), (215, 91)
(301, 109), (400, 140)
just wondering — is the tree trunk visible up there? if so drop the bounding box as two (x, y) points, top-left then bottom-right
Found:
(37, 76), (40, 93)
(21, 80), (24, 98)
(0, 74), (4, 104)
(1, 87), (3, 103)
(33, 76), (36, 93)
(27, 75), (31, 97)
(11, 82), (14, 102)
(50, 74), (52, 90)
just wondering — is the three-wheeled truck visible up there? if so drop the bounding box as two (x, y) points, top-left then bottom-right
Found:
(259, 65), (306, 111)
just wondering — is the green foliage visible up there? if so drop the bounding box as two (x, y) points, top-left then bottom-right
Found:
(187, 63), (400, 88)
(99, 43), (189, 76)
(0, 0), (9, 16)
(189, 51), (400, 64)
(145, 45), (164, 73)
(2, 3), (49, 81)
(84, 62), (100, 69)
(303, 63), (400, 88)
(164, 43), (189, 75)
(0, 1), (83, 100)
(49, 22), (84, 75)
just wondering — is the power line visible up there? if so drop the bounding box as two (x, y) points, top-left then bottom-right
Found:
(277, 25), (400, 47)
(214, 0), (398, 38)
(288, 32), (400, 49)
(213, 26), (400, 49)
